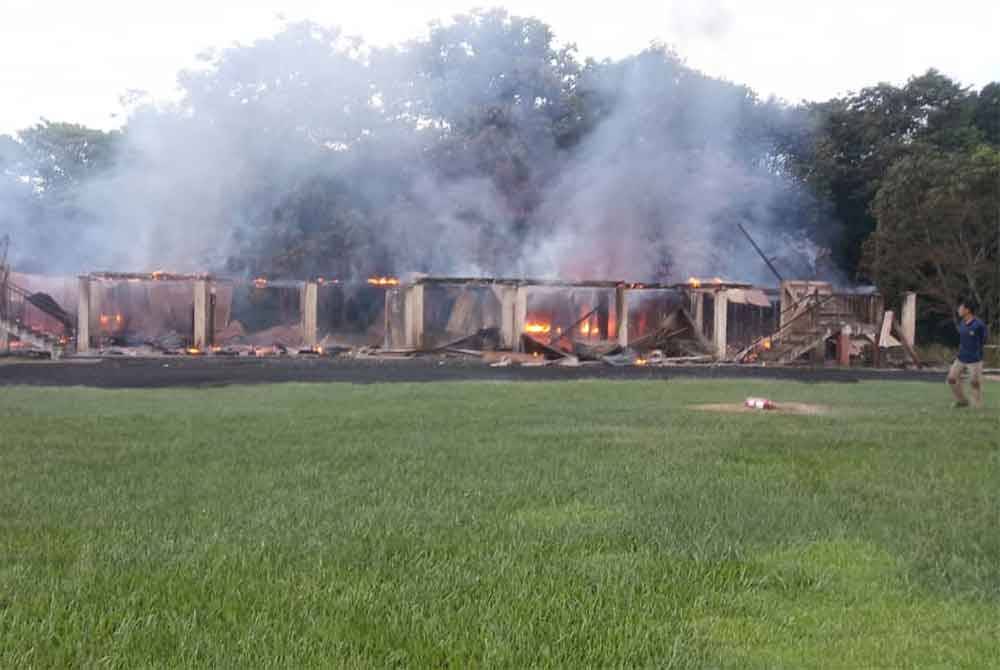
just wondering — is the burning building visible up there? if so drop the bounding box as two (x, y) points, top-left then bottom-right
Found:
(2, 263), (919, 368)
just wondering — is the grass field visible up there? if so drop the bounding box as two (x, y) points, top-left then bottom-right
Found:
(1, 378), (999, 668)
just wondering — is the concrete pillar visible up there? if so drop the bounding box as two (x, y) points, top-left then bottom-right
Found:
(513, 286), (529, 352)
(713, 290), (729, 360)
(301, 281), (319, 348)
(404, 283), (425, 349)
(193, 280), (211, 349)
(383, 289), (393, 350)
(902, 292), (917, 348)
(495, 285), (518, 350)
(384, 287), (407, 350)
(616, 285), (629, 348)
(692, 291), (705, 337)
(77, 276), (91, 353)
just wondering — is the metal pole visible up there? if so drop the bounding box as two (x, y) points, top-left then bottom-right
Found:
(737, 223), (784, 284)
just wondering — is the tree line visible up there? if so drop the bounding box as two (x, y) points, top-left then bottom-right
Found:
(0, 9), (997, 335)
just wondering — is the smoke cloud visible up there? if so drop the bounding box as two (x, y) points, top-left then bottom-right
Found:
(1, 12), (838, 286)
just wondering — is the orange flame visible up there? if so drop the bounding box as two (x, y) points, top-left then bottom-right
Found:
(367, 277), (400, 287)
(762, 338), (773, 351)
(253, 278), (268, 289)
(186, 347), (202, 355)
(688, 277), (702, 288)
(525, 322), (551, 335)
(635, 358), (649, 366)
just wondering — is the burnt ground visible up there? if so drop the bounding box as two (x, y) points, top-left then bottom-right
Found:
(0, 355), (947, 388)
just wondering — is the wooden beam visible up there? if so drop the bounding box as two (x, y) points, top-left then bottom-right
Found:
(76, 276), (91, 353)
(879, 310), (895, 348)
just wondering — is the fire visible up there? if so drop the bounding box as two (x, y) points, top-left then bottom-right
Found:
(367, 277), (400, 287)
(688, 277), (725, 288)
(99, 314), (110, 327)
(186, 347), (202, 355)
(525, 322), (551, 335)
(115, 313), (123, 326)
(253, 277), (268, 289)
(635, 358), (649, 366)
(762, 337), (773, 351)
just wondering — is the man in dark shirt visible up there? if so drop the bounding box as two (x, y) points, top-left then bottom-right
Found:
(947, 299), (988, 408)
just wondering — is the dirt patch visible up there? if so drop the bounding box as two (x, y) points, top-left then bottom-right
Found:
(692, 402), (831, 416)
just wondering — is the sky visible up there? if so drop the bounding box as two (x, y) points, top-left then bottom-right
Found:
(2, 0), (998, 135)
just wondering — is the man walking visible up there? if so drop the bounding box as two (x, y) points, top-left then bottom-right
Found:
(947, 299), (988, 408)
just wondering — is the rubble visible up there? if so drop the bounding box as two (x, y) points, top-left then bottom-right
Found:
(3, 267), (916, 372)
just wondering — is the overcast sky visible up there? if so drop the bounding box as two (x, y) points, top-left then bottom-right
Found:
(2, 0), (998, 134)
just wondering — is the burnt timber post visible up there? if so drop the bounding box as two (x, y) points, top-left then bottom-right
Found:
(713, 289), (729, 360)
(193, 280), (211, 349)
(901, 292), (917, 349)
(301, 281), (319, 348)
(616, 285), (629, 347)
(404, 283), (425, 349)
(77, 276), (91, 353)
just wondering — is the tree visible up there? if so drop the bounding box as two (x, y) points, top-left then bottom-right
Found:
(973, 82), (1000, 145)
(863, 144), (1000, 331)
(17, 120), (119, 192)
(786, 70), (977, 276)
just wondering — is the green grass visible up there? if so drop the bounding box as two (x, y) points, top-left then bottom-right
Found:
(1, 378), (998, 668)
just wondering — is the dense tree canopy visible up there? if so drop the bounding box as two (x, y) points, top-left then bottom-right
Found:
(1, 9), (998, 334)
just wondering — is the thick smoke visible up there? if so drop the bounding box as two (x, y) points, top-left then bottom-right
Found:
(524, 52), (835, 284)
(1, 13), (837, 285)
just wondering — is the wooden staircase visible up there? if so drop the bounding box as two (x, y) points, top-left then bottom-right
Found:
(0, 317), (67, 357)
(1, 246), (72, 357)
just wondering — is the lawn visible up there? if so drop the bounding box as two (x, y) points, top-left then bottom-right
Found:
(1, 378), (998, 668)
